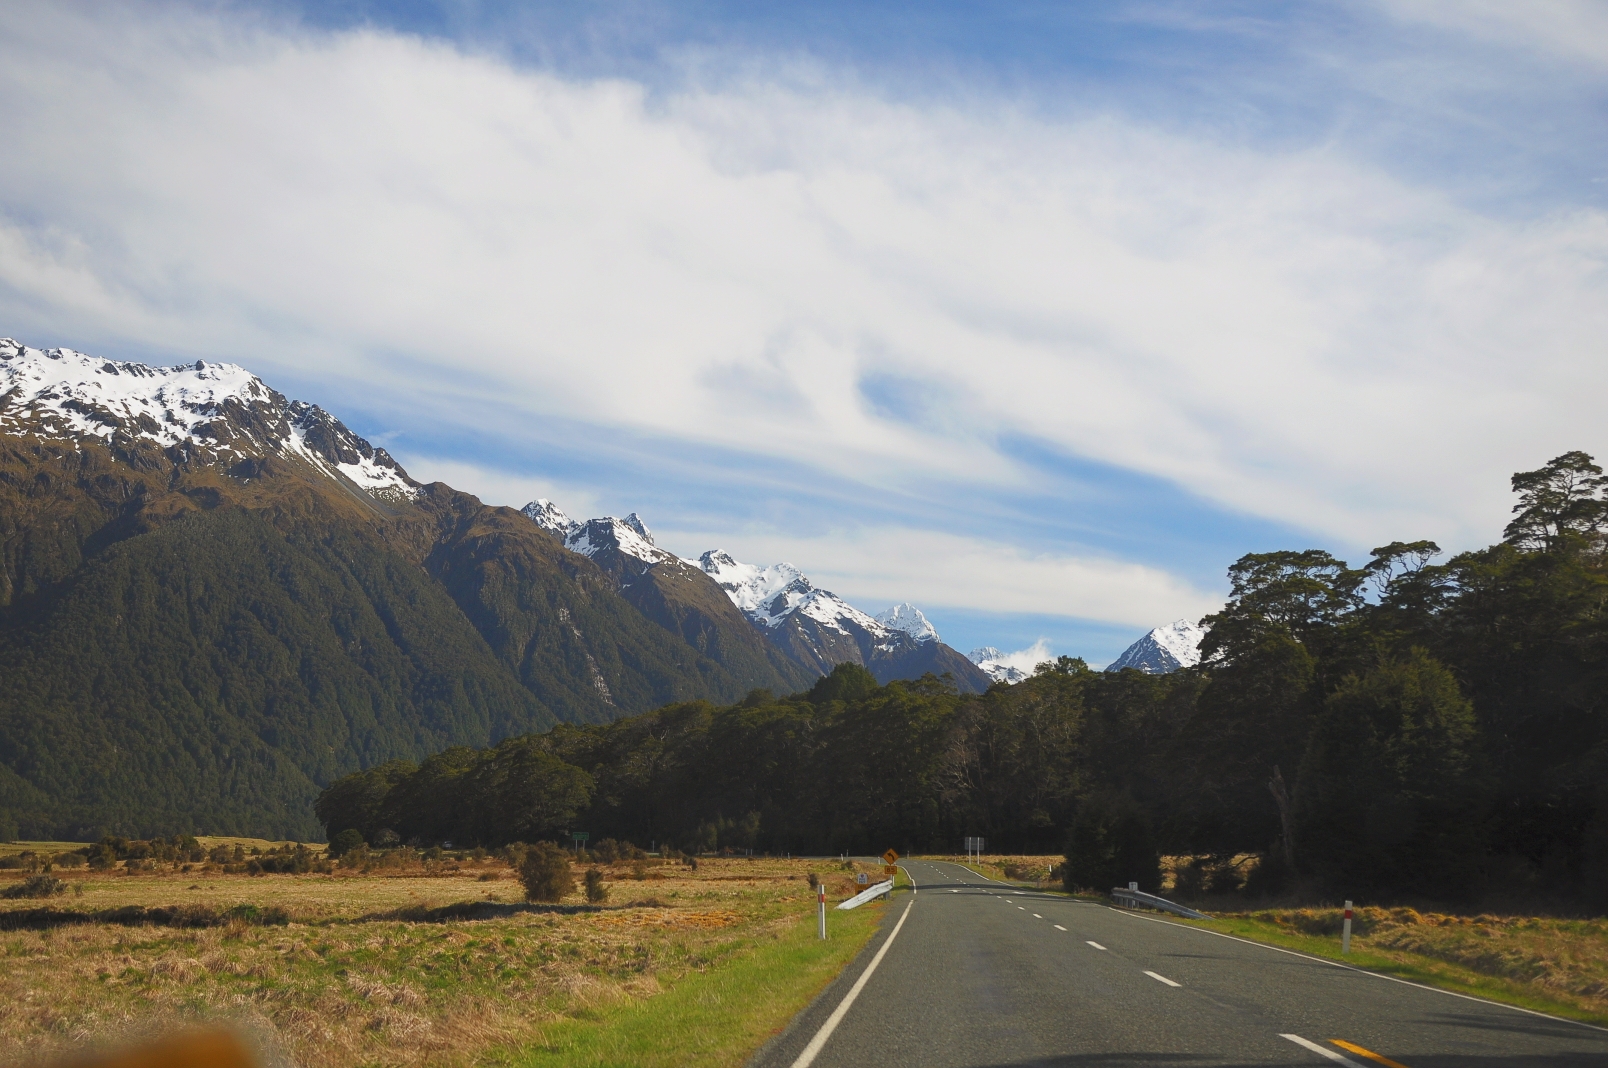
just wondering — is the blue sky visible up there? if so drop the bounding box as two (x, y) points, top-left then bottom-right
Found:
(1, 1), (1605, 663)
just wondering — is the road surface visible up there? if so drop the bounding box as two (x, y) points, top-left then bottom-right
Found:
(751, 859), (1608, 1068)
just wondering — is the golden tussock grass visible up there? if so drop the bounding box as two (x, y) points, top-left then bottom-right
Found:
(0, 855), (835, 1067)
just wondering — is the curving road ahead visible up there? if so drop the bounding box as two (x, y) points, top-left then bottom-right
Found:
(751, 859), (1608, 1068)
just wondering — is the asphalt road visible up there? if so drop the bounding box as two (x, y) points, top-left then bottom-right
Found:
(750, 859), (1608, 1068)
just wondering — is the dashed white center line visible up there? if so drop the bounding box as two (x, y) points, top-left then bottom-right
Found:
(1032, 913), (1043, 918)
(1054, 925), (1067, 931)
(1279, 1035), (1366, 1066)
(1086, 941), (1106, 950)
(1144, 971), (1181, 987)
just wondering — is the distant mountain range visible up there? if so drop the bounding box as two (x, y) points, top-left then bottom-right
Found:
(522, 500), (990, 692)
(0, 338), (992, 839)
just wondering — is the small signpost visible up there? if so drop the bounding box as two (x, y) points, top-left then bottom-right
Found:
(857, 871), (869, 886)
(964, 836), (984, 860)
(571, 831), (589, 854)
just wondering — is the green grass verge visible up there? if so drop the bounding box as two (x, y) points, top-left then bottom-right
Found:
(505, 893), (893, 1067)
(1161, 914), (1608, 1027)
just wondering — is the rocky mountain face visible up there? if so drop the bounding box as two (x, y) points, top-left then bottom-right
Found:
(1106, 619), (1207, 674)
(0, 340), (805, 839)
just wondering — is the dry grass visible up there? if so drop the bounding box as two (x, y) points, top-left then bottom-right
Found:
(0, 855), (838, 1067)
(929, 854), (1063, 887)
(1214, 906), (1608, 1020)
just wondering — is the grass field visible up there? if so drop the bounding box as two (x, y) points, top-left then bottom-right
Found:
(0, 854), (892, 1067)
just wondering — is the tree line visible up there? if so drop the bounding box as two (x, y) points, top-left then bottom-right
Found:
(317, 453), (1608, 906)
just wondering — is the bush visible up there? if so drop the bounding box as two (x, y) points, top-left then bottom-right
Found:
(518, 842), (574, 903)
(328, 828), (365, 858)
(584, 867), (609, 903)
(2, 875), (66, 899)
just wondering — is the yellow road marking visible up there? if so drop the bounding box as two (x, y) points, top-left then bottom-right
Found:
(1331, 1039), (1411, 1068)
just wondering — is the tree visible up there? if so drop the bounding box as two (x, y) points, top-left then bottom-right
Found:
(519, 841), (575, 903)
(1062, 795), (1160, 894)
(1294, 649), (1484, 899)
(327, 828), (365, 858)
(1504, 451), (1608, 552)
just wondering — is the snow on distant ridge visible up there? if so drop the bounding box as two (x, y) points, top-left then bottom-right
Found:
(696, 550), (884, 635)
(519, 500), (671, 566)
(0, 338), (415, 499)
(1106, 620), (1206, 674)
(874, 603), (939, 643)
(967, 644), (1045, 685)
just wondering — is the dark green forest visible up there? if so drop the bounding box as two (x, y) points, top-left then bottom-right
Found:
(318, 453), (1608, 906)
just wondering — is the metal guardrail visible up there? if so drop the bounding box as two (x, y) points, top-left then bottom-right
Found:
(1110, 887), (1210, 920)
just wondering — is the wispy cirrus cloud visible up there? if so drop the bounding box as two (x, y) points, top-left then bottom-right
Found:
(0, 1), (1604, 652)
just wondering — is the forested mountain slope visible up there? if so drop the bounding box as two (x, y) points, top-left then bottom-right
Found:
(0, 340), (809, 839)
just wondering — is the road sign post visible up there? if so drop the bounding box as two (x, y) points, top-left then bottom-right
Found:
(571, 831), (588, 854)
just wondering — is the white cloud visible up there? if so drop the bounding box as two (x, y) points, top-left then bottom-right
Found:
(654, 525), (1223, 628)
(0, 3), (1604, 617)
(391, 454), (602, 517)
(988, 639), (1057, 675)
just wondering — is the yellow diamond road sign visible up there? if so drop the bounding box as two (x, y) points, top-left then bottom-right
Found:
(882, 849), (900, 866)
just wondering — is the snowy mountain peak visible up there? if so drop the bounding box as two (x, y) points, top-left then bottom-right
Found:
(1106, 619), (1207, 674)
(875, 603), (939, 643)
(521, 499), (578, 536)
(519, 500), (671, 567)
(695, 551), (882, 634)
(0, 338), (415, 500)
(967, 647), (1031, 685)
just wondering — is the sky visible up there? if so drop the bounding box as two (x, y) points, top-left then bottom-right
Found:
(0, 1), (1604, 665)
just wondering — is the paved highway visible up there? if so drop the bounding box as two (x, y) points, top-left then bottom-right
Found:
(752, 859), (1608, 1068)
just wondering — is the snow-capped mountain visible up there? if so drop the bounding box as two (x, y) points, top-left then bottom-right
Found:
(968, 647), (1031, 685)
(0, 338), (414, 499)
(520, 500), (672, 568)
(695, 551), (885, 635)
(693, 550), (990, 691)
(876, 603), (939, 643)
(1106, 619), (1207, 674)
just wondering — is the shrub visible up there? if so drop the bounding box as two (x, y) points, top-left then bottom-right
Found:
(518, 842), (574, 903)
(584, 867), (609, 903)
(2, 875), (66, 899)
(328, 828), (365, 857)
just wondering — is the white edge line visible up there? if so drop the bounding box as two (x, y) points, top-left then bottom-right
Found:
(789, 897), (916, 1068)
(1108, 908), (1608, 1033)
(1280, 1034), (1366, 1066)
(897, 864), (915, 894)
(1143, 970), (1181, 987)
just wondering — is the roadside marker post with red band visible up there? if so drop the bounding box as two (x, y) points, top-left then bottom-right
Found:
(1342, 900), (1353, 955)
(817, 879), (827, 939)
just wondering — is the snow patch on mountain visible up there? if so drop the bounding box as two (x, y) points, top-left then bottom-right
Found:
(519, 501), (672, 567)
(696, 550), (884, 635)
(968, 640), (1051, 685)
(566, 514), (672, 566)
(1106, 620), (1207, 674)
(521, 499), (577, 536)
(0, 338), (416, 499)
(875, 603), (939, 643)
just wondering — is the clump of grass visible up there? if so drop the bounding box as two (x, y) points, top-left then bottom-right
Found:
(1, 875), (65, 899)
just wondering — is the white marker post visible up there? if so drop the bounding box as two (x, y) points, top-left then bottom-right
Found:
(1342, 900), (1353, 955)
(818, 879), (827, 939)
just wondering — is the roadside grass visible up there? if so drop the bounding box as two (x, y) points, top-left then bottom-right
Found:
(506, 894), (886, 1067)
(0, 856), (870, 1066)
(1154, 908), (1608, 1027)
